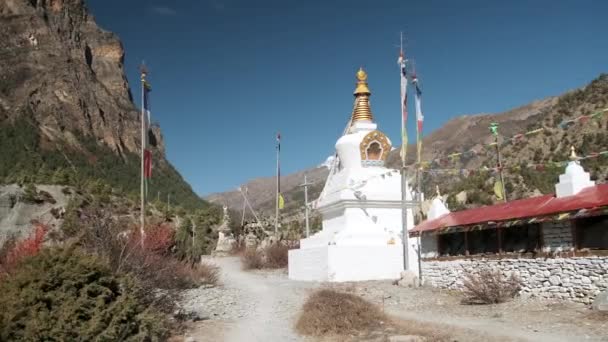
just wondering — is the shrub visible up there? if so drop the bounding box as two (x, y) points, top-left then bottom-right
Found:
(0, 223), (47, 276)
(462, 267), (521, 304)
(0, 247), (169, 341)
(76, 205), (219, 290)
(230, 239), (246, 255)
(241, 248), (264, 270)
(240, 243), (290, 270)
(21, 183), (41, 204)
(296, 289), (387, 336)
(264, 243), (289, 268)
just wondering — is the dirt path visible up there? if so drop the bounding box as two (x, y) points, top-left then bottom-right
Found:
(217, 257), (313, 341)
(184, 257), (317, 342)
(180, 257), (607, 342)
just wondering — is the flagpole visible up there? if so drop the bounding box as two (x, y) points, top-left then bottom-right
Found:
(490, 123), (508, 203)
(413, 71), (424, 284)
(399, 32), (410, 271)
(275, 132), (280, 235)
(139, 66), (147, 246)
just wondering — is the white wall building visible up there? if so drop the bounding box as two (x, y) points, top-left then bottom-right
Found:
(288, 68), (419, 282)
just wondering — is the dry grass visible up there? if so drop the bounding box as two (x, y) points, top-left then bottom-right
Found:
(586, 310), (608, 322)
(229, 239), (246, 256)
(240, 243), (289, 270)
(76, 206), (220, 290)
(241, 248), (264, 270)
(264, 243), (289, 268)
(462, 267), (521, 304)
(295, 289), (387, 336)
(194, 261), (221, 285)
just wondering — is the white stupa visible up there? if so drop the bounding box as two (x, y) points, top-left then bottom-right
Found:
(288, 68), (419, 282)
(427, 186), (450, 220)
(555, 147), (595, 198)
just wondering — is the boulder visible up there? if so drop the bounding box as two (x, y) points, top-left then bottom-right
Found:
(397, 270), (419, 288)
(591, 290), (608, 311)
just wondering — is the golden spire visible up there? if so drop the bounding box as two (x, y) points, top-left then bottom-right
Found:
(351, 67), (374, 123)
(569, 146), (578, 161)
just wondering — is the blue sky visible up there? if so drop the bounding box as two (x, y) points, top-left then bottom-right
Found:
(87, 0), (607, 196)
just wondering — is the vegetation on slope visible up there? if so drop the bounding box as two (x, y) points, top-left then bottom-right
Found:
(0, 246), (170, 341)
(0, 114), (204, 210)
(420, 74), (608, 210)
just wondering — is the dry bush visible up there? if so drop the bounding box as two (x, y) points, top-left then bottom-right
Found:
(296, 289), (387, 336)
(240, 243), (289, 270)
(462, 267), (521, 304)
(264, 243), (289, 268)
(181, 261), (220, 286)
(76, 206), (219, 290)
(0, 223), (47, 277)
(586, 310), (608, 322)
(241, 248), (264, 270)
(230, 239), (246, 255)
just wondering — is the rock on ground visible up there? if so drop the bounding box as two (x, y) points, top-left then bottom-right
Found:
(591, 290), (608, 311)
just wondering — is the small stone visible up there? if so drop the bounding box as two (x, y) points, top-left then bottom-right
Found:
(549, 276), (560, 286)
(398, 271), (419, 288)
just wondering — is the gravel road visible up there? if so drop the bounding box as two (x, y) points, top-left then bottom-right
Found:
(182, 257), (318, 342)
(179, 257), (608, 342)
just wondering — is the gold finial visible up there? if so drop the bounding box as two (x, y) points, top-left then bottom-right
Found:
(356, 67), (368, 81)
(569, 146), (578, 161)
(354, 67), (371, 95)
(435, 185), (441, 198)
(351, 67), (374, 123)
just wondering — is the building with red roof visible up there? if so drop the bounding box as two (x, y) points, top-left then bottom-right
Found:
(409, 157), (608, 304)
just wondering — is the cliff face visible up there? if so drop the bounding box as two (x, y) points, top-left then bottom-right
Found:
(0, 0), (162, 155)
(0, 0), (204, 210)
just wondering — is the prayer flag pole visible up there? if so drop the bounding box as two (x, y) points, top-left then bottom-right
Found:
(412, 65), (424, 283)
(275, 132), (281, 235)
(398, 32), (410, 271)
(139, 64), (147, 246)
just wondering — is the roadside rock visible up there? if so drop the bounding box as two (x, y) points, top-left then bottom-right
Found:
(591, 290), (608, 311)
(397, 271), (419, 288)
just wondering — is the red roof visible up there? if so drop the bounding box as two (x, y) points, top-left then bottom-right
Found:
(412, 184), (608, 234)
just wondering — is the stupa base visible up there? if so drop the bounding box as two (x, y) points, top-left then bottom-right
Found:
(288, 245), (403, 282)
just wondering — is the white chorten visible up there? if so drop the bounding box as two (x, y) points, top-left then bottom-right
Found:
(288, 68), (419, 282)
(555, 147), (595, 198)
(427, 186), (450, 220)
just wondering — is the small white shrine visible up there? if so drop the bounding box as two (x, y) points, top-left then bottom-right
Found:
(288, 69), (419, 282)
(555, 147), (595, 198)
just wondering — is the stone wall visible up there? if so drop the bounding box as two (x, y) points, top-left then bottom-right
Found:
(422, 256), (608, 304)
(420, 234), (438, 258)
(542, 221), (574, 252)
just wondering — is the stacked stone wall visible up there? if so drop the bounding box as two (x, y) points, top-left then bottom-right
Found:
(542, 221), (574, 252)
(422, 256), (608, 304)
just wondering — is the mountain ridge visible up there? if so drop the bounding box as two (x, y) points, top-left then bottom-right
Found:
(207, 74), (607, 219)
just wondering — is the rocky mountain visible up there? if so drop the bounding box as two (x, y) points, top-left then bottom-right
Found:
(208, 74), (608, 218)
(0, 0), (202, 209)
(206, 166), (329, 219)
